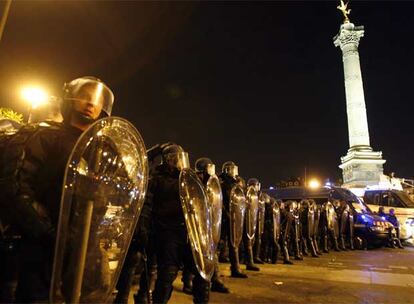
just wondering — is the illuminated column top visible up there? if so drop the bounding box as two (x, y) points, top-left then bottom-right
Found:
(334, 22), (371, 151)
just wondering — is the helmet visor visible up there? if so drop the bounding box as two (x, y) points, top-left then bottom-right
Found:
(226, 165), (238, 178)
(206, 164), (216, 176)
(166, 152), (190, 171)
(65, 78), (114, 116)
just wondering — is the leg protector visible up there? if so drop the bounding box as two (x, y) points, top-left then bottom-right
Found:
(152, 266), (178, 304)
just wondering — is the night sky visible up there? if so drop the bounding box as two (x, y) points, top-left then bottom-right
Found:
(0, 1), (413, 187)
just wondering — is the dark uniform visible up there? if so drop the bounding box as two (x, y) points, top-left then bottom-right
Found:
(149, 146), (210, 304)
(0, 76), (114, 303)
(219, 170), (248, 278)
(194, 157), (229, 294)
(0, 123), (82, 302)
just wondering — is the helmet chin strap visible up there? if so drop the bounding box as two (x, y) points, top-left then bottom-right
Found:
(71, 110), (96, 128)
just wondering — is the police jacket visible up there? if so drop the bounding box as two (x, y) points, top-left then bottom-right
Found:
(219, 173), (237, 214)
(2, 122), (82, 242)
(145, 164), (184, 230)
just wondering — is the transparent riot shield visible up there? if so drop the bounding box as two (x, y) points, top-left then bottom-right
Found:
(206, 174), (223, 251)
(229, 184), (246, 248)
(257, 193), (266, 237)
(245, 186), (259, 240)
(307, 201), (316, 238)
(50, 117), (148, 303)
(325, 201), (338, 236)
(271, 198), (281, 243)
(179, 168), (215, 281)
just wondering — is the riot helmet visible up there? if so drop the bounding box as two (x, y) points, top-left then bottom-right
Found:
(195, 157), (216, 176)
(61, 76), (114, 123)
(263, 193), (271, 204)
(236, 175), (246, 190)
(222, 161), (238, 178)
(162, 144), (190, 171)
(247, 178), (261, 193)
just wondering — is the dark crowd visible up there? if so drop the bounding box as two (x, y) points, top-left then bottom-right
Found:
(0, 77), (404, 304)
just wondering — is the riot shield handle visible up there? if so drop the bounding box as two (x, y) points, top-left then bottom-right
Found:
(70, 200), (94, 303)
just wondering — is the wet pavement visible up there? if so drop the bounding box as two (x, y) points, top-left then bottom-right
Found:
(162, 247), (414, 303)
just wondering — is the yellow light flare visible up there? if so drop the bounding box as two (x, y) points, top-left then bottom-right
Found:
(21, 86), (49, 109)
(308, 179), (321, 189)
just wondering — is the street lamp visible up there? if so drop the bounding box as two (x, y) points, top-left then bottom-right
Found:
(308, 179), (321, 189)
(21, 86), (49, 122)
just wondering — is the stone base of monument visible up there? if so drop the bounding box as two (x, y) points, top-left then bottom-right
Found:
(339, 149), (386, 191)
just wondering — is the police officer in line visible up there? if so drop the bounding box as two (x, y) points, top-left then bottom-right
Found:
(242, 178), (260, 271)
(115, 142), (173, 304)
(0, 76), (114, 302)
(145, 145), (210, 304)
(194, 157), (230, 293)
(260, 194), (280, 264)
(310, 199), (323, 256)
(299, 200), (318, 257)
(248, 179), (265, 265)
(320, 200), (340, 253)
(279, 201), (295, 264)
(219, 161), (248, 278)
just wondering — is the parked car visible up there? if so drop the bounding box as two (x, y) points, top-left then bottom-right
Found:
(363, 189), (414, 242)
(267, 186), (389, 247)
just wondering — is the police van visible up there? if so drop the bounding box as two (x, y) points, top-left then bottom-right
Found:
(363, 189), (414, 242)
(267, 186), (389, 246)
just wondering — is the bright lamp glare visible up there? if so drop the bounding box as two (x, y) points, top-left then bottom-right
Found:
(308, 179), (321, 189)
(21, 87), (48, 109)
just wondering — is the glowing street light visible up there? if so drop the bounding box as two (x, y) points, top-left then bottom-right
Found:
(21, 86), (49, 109)
(20, 86), (50, 123)
(308, 179), (321, 189)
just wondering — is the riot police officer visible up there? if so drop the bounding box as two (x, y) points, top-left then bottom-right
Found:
(242, 178), (261, 271)
(260, 195), (282, 264)
(310, 199), (323, 255)
(279, 201), (294, 265)
(219, 161), (248, 278)
(320, 200), (340, 253)
(248, 179), (265, 265)
(299, 200), (318, 257)
(149, 145), (210, 304)
(194, 157), (230, 294)
(0, 76), (114, 302)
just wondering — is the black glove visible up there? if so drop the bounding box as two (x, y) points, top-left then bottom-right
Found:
(13, 195), (55, 242)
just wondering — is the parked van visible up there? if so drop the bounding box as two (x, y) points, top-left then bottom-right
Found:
(267, 186), (389, 246)
(363, 189), (414, 241)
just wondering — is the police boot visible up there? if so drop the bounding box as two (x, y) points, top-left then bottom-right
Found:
(152, 267), (178, 304)
(301, 238), (309, 256)
(211, 271), (230, 294)
(332, 236), (341, 252)
(182, 268), (194, 295)
(245, 242), (260, 271)
(281, 241), (293, 265)
(313, 238), (322, 255)
(339, 235), (347, 251)
(293, 238), (303, 260)
(115, 250), (143, 304)
(349, 236), (355, 250)
(253, 238), (264, 264)
(306, 238), (319, 257)
(211, 259), (230, 293)
(271, 242), (280, 264)
(193, 274), (210, 304)
(230, 247), (248, 278)
(322, 234), (329, 253)
(218, 239), (230, 263)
